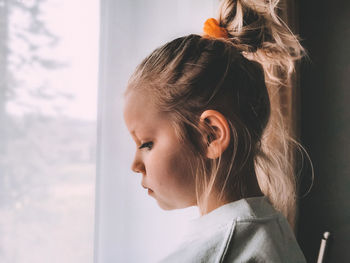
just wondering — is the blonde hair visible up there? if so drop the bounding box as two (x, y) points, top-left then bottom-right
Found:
(126, 0), (305, 227)
(216, 0), (306, 226)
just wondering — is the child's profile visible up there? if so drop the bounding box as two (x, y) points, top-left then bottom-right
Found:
(123, 0), (307, 261)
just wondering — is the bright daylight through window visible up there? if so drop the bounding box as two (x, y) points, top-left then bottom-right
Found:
(0, 0), (99, 262)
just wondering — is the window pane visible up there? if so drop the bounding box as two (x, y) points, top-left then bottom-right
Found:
(0, 0), (99, 262)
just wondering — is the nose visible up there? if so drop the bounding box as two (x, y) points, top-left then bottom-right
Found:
(131, 152), (145, 174)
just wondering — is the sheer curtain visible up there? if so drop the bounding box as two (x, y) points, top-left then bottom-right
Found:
(95, 1), (300, 262)
(95, 1), (216, 262)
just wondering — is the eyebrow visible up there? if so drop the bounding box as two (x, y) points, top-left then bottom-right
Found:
(130, 130), (141, 144)
(130, 130), (137, 139)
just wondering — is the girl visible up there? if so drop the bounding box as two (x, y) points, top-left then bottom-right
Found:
(123, 0), (306, 262)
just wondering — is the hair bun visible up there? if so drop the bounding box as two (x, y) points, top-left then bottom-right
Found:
(217, 0), (304, 83)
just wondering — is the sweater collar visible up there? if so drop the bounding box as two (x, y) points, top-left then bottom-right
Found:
(185, 196), (273, 239)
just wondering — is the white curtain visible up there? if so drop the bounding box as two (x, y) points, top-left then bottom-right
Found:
(95, 1), (217, 262)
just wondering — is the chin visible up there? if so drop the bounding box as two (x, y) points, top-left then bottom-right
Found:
(157, 201), (176, 210)
(156, 199), (193, 211)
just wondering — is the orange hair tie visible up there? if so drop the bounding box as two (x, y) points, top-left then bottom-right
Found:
(203, 18), (228, 39)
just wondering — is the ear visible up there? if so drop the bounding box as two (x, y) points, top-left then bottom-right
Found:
(200, 110), (231, 159)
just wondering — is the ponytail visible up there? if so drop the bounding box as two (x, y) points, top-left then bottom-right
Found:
(216, 0), (305, 226)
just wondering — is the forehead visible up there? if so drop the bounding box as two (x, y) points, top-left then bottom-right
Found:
(123, 90), (166, 136)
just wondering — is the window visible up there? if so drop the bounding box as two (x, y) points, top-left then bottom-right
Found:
(0, 0), (99, 262)
(0, 1), (298, 262)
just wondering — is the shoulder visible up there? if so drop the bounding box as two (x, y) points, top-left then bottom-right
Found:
(159, 197), (306, 263)
(223, 214), (306, 262)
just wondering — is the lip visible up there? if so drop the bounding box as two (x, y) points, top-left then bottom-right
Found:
(141, 182), (153, 194)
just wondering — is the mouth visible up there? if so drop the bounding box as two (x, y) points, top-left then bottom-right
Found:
(141, 183), (153, 194)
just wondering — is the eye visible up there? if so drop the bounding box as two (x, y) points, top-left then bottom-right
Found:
(139, 141), (153, 150)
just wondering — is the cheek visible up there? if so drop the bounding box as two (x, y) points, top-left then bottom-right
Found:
(146, 132), (195, 190)
(159, 149), (193, 188)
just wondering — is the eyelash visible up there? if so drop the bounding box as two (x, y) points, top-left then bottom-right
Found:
(139, 141), (153, 150)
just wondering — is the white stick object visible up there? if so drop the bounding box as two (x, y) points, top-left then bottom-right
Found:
(317, 231), (330, 263)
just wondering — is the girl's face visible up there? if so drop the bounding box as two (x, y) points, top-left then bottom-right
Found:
(123, 91), (197, 210)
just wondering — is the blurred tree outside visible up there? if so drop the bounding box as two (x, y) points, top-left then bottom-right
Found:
(0, 0), (97, 262)
(0, 0), (70, 206)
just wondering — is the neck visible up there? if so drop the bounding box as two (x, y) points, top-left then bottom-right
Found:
(198, 194), (233, 216)
(198, 166), (263, 216)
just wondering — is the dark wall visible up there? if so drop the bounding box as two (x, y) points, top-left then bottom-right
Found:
(297, 0), (350, 262)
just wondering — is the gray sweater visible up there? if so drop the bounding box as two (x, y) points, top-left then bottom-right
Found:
(159, 197), (306, 263)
